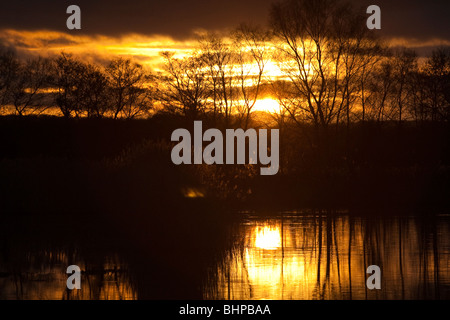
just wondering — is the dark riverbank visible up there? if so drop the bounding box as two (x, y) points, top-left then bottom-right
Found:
(1, 115), (449, 216)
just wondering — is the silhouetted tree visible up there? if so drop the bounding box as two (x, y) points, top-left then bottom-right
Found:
(105, 58), (149, 119)
(422, 48), (450, 122)
(232, 24), (272, 129)
(357, 47), (384, 122)
(51, 53), (87, 118)
(270, 0), (382, 130)
(9, 57), (51, 116)
(0, 49), (20, 112)
(199, 33), (237, 124)
(159, 51), (208, 119)
(80, 63), (111, 118)
(120, 75), (156, 119)
(367, 57), (395, 122)
(392, 49), (418, 123)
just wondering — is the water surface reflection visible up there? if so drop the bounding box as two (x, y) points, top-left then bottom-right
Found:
(1, 211), (449, 299)
(0, 249), (136, 300)
(205, 212), (450, 299)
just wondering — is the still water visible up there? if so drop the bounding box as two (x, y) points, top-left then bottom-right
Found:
(205, 212), (450, 299)
(1, 211), (449, 299)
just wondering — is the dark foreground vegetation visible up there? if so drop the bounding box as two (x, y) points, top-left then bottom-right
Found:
(1, 115), (449, 217)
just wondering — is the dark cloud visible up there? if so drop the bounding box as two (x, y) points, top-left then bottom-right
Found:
(44, 37), (79, 46)
(0, 0), (271, 38)
(352, 0), (450, 41)
(0, 0), (449, 42)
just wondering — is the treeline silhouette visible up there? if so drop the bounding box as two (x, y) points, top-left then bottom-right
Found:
(0, 52), (154, 119)
(0, 44), (449, 125)
(0, 0), (450, 214)
(0, 13), (449, 125)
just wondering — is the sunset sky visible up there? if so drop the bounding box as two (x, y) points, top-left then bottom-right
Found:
(1, 0), (450, 72)
(1, 1), (450, 305)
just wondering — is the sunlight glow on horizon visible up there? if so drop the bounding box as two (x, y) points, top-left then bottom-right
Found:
(252, 98), (280, 114)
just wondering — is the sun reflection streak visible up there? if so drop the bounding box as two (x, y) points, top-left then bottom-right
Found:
(254, 226), (281, 250)
(206, 217), (367, 300)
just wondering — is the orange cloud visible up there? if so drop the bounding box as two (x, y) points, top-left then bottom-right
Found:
(387, 37), (450, 49)
(0, 29), (197, 71)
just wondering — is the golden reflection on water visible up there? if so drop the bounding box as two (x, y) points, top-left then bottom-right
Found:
(254, 226), (281, 249)
(181, 187), (205, 198)
(205, 214), (450, 300)
(0, 252), (136, 300)
(2, 213), (449, 300)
